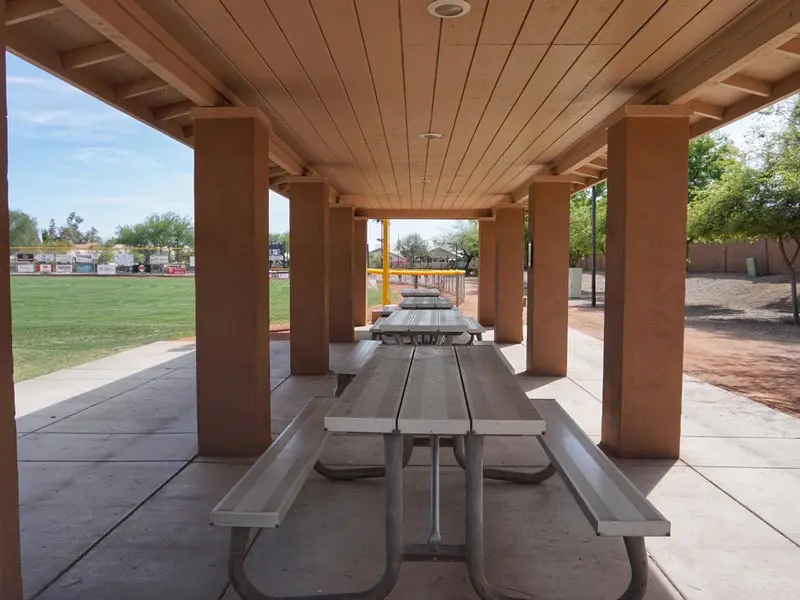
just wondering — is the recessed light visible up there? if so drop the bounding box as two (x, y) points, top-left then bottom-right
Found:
(427, 0), (471, 19)
(416, 178), (432, 184)
(420, 132), (443, 139)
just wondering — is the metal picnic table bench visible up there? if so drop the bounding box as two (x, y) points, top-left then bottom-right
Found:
(211, 344), (670, 600)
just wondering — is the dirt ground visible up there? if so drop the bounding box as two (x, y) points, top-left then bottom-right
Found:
(570, 273), (800, 416)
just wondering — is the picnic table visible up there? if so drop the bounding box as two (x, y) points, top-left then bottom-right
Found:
(399, 296), (453, 310)
(400, 287), (441, 298)
(380, 308), (466, 344)
(325, 344), (545, 597)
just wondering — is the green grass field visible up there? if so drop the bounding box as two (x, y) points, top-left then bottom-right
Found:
(10, 277), (388, 382)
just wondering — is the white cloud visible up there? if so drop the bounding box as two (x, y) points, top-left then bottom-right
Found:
(71, 146), (158, 169)
(6, 75), (80, 94)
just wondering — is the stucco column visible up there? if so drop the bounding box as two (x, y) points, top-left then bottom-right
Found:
(494, 206), (525, 343)
(289, 179), (330, 374)
(329, 205), (355, 343)
(602, 106), (691, 459)
(527, 178), (572, 376)
(353, 218), (368, 327)
(193, 108), (271, 457)
(477, 219), (495, 326)
(0, 3), (23, 593)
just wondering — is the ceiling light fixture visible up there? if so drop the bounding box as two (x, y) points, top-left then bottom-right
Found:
(420, 132), (443, 139)
(427, 0), (471, 19)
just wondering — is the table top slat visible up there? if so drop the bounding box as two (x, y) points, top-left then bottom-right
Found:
(456, 345), (545, 436)
(397, 347), (470, 435)
(409, 310), (438, 332)
(381, 310), (416, 333)
(401, 288), (440, 297)
(325, 346), (413, 433)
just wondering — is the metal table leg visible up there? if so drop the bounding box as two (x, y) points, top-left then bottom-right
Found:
(453, 435), (557, 485)
(464, 434), (529, 600)
(428, 434), (442, 545)
(229, 433), (405, 600)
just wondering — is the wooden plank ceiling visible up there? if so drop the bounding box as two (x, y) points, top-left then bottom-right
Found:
(8, 0), (800, 214)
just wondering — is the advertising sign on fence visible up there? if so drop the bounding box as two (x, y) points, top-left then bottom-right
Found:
(37, 253), (54, 263)
(150, 253), (169, 265)
(16, 253), (34, 263)
(269, 243), (285, 264)
(39, 264), (52, 273)
(134, 264), (151, 274)
(55, 254), (71, 264)
(75, 263), (94, 274)
(165, 265), (186, 275)
(56, 264), (72, 274)
(116, 252), (134, 266)
(17, 264), (34, 273)
(189, 256), (195, 267)
(96, 264), (116, 275)
(75, 252), (93, 264)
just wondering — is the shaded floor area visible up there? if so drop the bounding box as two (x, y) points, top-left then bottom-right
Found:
(13, 332), (800, 599)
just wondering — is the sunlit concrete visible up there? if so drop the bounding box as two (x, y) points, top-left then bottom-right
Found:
(12, 334), (800, 599)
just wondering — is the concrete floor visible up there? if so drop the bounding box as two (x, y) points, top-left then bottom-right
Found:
(13, 331), (800, 599)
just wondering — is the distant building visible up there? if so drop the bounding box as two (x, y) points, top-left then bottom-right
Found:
(368, 248), (407, 268)
(426, 247), (458, 269)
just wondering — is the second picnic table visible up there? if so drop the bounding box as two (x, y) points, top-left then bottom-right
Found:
(399, 296), (453, 310)
(380, 308), (466, 344)
(400, 287), (440, 297)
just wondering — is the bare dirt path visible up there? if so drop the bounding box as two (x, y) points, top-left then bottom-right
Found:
(570, 273), (800, 416)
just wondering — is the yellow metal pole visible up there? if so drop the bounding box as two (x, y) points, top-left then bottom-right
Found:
(382, 219), (391, 306)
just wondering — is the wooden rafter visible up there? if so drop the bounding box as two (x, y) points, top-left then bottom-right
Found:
(6, 29), (187, 144)
(153, 100), (195, 121)
(57, 0), (310, 179)
(777, 36), (800, 56)
(115, 76), (169, 100)
(721, 73), (772, 97)
(687, 100), (725, 120)
(6, 0), (64, 25)
(61, 41), (125, 70)
(355, 209), (493, 219)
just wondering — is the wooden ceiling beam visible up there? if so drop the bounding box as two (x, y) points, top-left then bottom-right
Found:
(686, 100), (725, 120)
(6, 29), (187, 144)
(692, 67), (800, 138)
(6, 0), (65, 25)
(182, 125), (194, 140)
(574, 167), (600, 179)
(61, 41), (125, 70)
(588, 157), (607, 169)
(777, 35), (800, 56)
(721, 73), (772, 97)
(57, 0), (313, 180)
(115, 76), (169, 100)
(355, 209), (493, 220)
(153, 100), (195, 122)
(550, 0), (800, 176)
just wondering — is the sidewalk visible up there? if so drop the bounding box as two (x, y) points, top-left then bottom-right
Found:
(12, 331), (800, 599)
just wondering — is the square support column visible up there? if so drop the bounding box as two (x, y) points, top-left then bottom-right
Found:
(527, 178), (572, 376)
(602, 106), (691, 459)
(494, 206), (525, 344)
(477, 219), (495, 327)
(329, 206), (355, 343)
(353, 218), (368, 327)
(0, 4), (23, 594)
(289, 179), (330, 374)
(193, 107), (272, 457)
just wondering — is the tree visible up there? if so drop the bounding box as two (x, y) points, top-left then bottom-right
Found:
(115, 212), (194, 248)
(395, 232), (429, 264)
(688, 134), (740, 201)
(40, 212), (101, 245)
(568, 194), (607, 267)
(433, 221), (479, 273)
(688, 99), (800, 324)
(9, 210), (40, 247)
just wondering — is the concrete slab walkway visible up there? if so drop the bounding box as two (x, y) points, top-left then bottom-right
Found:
(12, 331), (800, 599)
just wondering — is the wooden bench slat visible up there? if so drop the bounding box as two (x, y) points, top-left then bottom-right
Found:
(325, 346), (413, 433)
(533, 399), (671, 537)
(211, 397), (336, 529)
(456, 345), (545, 436)
(397, 347), (470, 435)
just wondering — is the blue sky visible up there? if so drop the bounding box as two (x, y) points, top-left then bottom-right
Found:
(5, 52), (765, 250)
